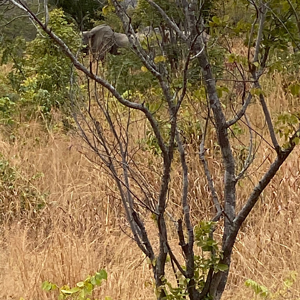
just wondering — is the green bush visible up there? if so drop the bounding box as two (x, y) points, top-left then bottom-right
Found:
(42, 269), (109, 300)
(0, 153), (46, 223)
(19, 9), (82, 122)
(1, 9), (83, 129)
(245, 271), (298, 300)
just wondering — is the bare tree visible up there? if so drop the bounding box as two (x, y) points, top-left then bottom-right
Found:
(7, 0), (300, 299)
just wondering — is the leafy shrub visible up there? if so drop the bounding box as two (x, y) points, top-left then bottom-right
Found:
(160, 221), (227, 299)
(1, 9), (83, 129)
(106, 49), (158, 95)
(245, 272), (298, 300)
(0, 153), (46, 223)
(19, 9), (82, 122)
(42, 269), (109, 300)
(0, 96), (16, 125)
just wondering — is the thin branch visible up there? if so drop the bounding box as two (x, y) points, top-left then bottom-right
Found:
(167, 243), (187, 277)
(93, 92), (158, 214)
(226, 92), (253, 128)
(198, 54), (236, 236)
(175, 129), (193, 252)
(111, 0), (163, 79)
(44, 0), (48, 27)
(199, 268), (214, 300)
(175, 48), (191, 113)
(253, 1), (267, 65)
(286, 0), (300, 38)
(1, 12), (40, 27)
(132, 211), (156, 260)
(177, 219), (188, 255)
(235, 114), (254, 181)
(8, 0), (27, 11)
(255, 81), (280, 153)
(145, 0), (187, 42)
(190, 44), (205, 60)
(71, 74), (155, 257)
(247, 1), (280, 154)
(199, 113), (222, 214)
(223, 129), (300, 260)
(247, 0), (259, 68)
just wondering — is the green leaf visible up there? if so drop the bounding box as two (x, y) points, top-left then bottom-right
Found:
(227, 53), (236, 63)
(61, 287), (80, 294)
(293, 137), (300, 145)
(60, 289), (72, 294)
(96, 269), (107, 281)
(211, 16), (221, 25)
(245, 279), (269, 297)
(223, 15), (230, 22)
(289, 83), (300, 96)
(42, 281), (54, 291)
(141, 66), (148, 73)
(154, 55), (166, 63)
(250, 88), (263, 96)
(152, 258), (157, 267)
(69, 287), (80, 293)
(84, 282), (93, 294)
(76, 281), (84, 288)
(79, 288), (85, 299)
(215, 264), (228, 271)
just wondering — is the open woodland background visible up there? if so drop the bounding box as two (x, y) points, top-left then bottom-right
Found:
(0, 68), (299, 300)
(1, 0), (300, 299)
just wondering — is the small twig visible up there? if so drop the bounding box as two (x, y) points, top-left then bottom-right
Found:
(175, 49), (192, 112)
(222, 210), (234, 225)
(217, 78), (255, 83)
(253, 1), (267, 65)
(177, 219), (188, 256)
(235, 114), (254, 181)
(247, 1), (259, 69)
(132, 211), (155, 259)
(176, 129), (193, 246)
(43, 0), (48, 27)
(190, 44), (205, 60)
(145, 0), (187, 42)
(226, 93), (253, 128)
(198, 268), (214, 300)
(167, 243), (187, 277)
(211, 210), (223, 222)
(255, 81), (281, 153)
(199, 105), (222, 214)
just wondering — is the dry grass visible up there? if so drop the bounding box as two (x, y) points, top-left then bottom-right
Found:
(0, 70), (300, 300)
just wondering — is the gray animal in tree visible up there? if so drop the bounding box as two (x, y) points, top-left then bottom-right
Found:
(82, 24), (130, 61)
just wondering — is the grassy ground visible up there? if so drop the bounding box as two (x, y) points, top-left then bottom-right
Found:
(0, 68), (300, 300)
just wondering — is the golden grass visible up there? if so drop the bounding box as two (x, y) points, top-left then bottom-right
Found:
(1, 70), (300, 300)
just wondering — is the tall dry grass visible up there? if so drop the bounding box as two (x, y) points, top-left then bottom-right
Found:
(0, 70), (300, 300)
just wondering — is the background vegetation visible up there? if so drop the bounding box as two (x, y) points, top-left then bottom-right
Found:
(0, 0), (300, 299)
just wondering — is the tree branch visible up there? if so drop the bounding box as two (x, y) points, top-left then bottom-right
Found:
(223, 134), (298, 258)
(254, 81), (280, 153)
(145, 0), (187, 42)
(226, 93), (253, 128)
(253, 0), (267, 65)
(200, 113), (222, 214)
